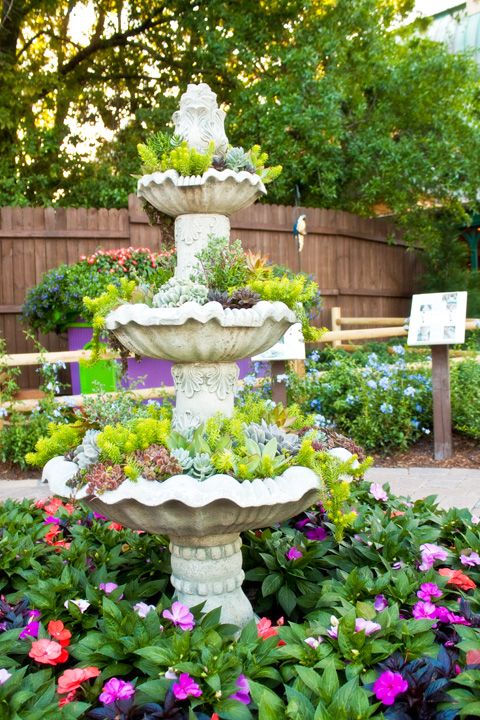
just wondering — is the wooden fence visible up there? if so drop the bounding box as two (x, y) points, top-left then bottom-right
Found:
(0, 197), (423, 388)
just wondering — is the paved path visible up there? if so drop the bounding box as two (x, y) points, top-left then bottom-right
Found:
(0, 468), (479, 511)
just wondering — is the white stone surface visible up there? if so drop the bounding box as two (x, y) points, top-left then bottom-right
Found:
(172, 83), (229, 155)
(137, 168), (266, 217)
(174, 214), (230, 280)
(172, 362), (239, 423)
(105, 300), (297, 362)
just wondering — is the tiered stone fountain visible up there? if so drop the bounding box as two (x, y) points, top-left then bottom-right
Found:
(44, 83), (320, 627)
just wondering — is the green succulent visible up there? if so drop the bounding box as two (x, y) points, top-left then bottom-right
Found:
(225, 146), (254, 173)
(72, 430), (100, 469)
(152, 278), (209, 307)
(243, 420), (301, 454)
(191, 452), (215, 480)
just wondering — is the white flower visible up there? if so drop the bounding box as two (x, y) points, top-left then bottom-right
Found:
(0, 669), (11, 685)
(133, 602), (157, 618)
(64, 598), (90, 613)
(304, 636), (323, 649)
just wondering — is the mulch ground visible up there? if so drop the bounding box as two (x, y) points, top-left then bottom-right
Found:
(372, 432), (480, 469)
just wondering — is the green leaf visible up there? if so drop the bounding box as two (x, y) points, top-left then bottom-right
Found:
(262, 573), (284, 597)
(278, 585), (297, 615)
(249, 680), (285, 720)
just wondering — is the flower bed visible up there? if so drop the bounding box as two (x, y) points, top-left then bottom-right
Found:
(1, 480), (480, 718)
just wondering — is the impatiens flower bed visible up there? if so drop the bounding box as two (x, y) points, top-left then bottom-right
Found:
(1, 481), (480, 719)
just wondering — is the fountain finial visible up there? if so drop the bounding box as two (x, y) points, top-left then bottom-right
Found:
(172, 83), (229, 155)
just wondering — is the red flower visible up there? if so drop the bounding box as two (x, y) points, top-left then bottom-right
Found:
(108, 522), (123, 531)
(48, 620), (72, 647)
(29, 639), (69, 665)
(43, 498), (63, 515)
(467, 649), (480, 665)
(438, 568), (477, 591)
(57, 667), (100, 695)
(257, 616), (286, 645)
(44, 526), (61, 544)
(58, 690), (77, 707)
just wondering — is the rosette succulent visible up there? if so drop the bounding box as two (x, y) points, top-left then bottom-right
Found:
(243, 419), (302, 454)
(152, 278), (209, 307)
(72, 430), (100, 469)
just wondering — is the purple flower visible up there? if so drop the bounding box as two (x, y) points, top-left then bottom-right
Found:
(374, 595), (388, 612)
(373, 670), (408, 706)
(172, 673), (202, 700)
(229, 674), (250, 705)
(305, 636), (323, 649)
(99, 678), (135, 705)
(93, 512), (108, 521)
(412, 601), (437, 620)
(417, 582), (443, 602)
(133, 602), (156, 618)
(419, 543), (448, 571)
(99, 582), (120, 595)
(392, 561), (405, 570)
(460, 552), (480, 567)
(162, 602), (195, 631)
(305, 527), (328, 541)
(355, 618), (381, 635)
(369, 483), (388, 502)
(44, 516), (61, 524)
(28, 610), (41, 621)
(0, 669), (11, 685)
(286, 547), (303, 561)
(19, 621), (39, 639)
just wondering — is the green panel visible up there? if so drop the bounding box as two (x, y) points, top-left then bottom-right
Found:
(78, 342), (117, 394)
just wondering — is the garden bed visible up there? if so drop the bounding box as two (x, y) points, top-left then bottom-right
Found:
(373, 431), (480, 469)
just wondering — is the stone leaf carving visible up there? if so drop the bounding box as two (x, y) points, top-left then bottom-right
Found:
(175, 214), (230, 246)
(172, 83), (229, 154)
(172, 363), (239, 400)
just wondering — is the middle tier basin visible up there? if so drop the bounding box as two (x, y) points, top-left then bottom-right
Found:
(105, 300), (297, 362)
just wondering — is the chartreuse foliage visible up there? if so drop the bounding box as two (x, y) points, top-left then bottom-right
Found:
(1, 475), (480, 718)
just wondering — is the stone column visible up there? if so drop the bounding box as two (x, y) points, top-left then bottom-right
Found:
(172, 362), (239, 423)
(174, 214), (230, 281)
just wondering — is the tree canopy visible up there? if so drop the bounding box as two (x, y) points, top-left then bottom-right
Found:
(2, 0), (480, 254)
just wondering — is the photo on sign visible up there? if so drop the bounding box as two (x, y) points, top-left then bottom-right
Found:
(252, 323), (306, 362)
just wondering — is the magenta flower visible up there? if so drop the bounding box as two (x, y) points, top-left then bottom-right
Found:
(369, 483), (388, 502)
(19, 621), (39, 639)
(355, 618), (381, 635)
(0, 669), (11, 685)
(172, 673), (202, 700)
(286, 547), (303, 561)
(373, 670), (408, 705)
(374, 595), (388, 612)
(162, 601), (195, 631)
(229, 674), (251, 704)
(133, 602), (156, 618)
(460, 551), (480, 567)
(419, 543), (448, 571)
(99, 678), (135, 705)
(417, 582), (442, 602)
(412, 601), (437, 620)
(99, 582), (120, 595)
(305, 527), (328, 541)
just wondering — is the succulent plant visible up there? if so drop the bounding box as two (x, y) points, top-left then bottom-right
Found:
(225, 146), (254, 173)
(207, 289), (229, 306)
(225, 288), (261, 309)
(191, 452), (214, 481)
(170, 447), (194, 472)
(243, 419), (301, 454)
(72, 430), (101, 469)
(85, 463), (126, 495)
(152, 278), (209, 307)
(171, 412), (202, 441)
(134, 445), (183, 481)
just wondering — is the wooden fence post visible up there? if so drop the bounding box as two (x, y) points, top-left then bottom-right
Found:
(330, 307), (342, 348)
(431, 345), (453, 460)
(271, 360), (288, 406)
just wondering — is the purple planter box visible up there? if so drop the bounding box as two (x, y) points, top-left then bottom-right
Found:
(68, 325), (254, 395)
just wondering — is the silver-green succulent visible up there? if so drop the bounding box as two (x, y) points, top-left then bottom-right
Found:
(72, 430), (101, 469)
(171, 411), (202, 441)
(225, 146), (254, 173)
(191, 452), (214, 481)
(170, 447), (194, 472)
(152, 278), (209, 308)
(243, 420), (301, 454)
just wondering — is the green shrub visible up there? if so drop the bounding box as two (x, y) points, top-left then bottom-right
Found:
(451, 359), (480, 438)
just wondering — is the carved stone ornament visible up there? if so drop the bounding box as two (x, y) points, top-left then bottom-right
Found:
(172, 363), (239, 401)
(172, 83), (229, 154)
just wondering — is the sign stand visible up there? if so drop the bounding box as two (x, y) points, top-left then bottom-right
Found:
(431, 345), (452, 460)
(271, 360), (288, 406)
(407, 291), (467, 462)
(252, 323), (306, 408)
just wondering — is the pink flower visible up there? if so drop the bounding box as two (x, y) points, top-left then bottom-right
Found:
(99, 678), (135, 705)
(419, 543), (448, 571)
(286, 547), (303, 561)
(373, 670), (408, 706)
(133, 602), (156, 618)
(460, 552), (480, 567)
(304, 636), (323, 649)
(229, 674), (250, 704)
(172, 673), (202, 700)
(162, 602), (195, 631)
(355, 618), (381, 635)
(374, 595), (388, 612)
(0, 669), (11, 684)
(412, 601), (437, 620)
(417, 582), (443, 602)
(369, 483), (388, 502)
(99, 582), (121, 596)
